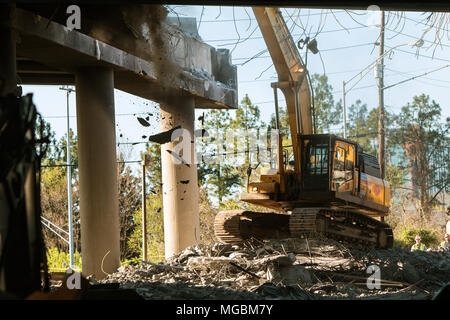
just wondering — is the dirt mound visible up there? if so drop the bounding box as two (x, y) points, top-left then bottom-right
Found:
(98, 237), (450, 300)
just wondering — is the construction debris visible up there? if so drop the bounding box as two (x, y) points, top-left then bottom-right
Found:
(94, 237), (450, 300)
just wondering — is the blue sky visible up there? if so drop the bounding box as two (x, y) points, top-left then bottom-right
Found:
(23, 6), (450, 165)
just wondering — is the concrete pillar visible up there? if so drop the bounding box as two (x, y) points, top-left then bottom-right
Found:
(0, 5), (16, 96)
(160, 95), (200, 258)
(75, 67), (120, 279)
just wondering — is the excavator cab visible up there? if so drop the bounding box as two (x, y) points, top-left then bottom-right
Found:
(301, 134), (357, 194)
(301, 135), (331, 191)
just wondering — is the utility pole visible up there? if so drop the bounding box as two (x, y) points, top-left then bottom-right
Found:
(141, 154), (151, 261)
(377, 11), (385, 180)
(59, 86), (75, 269)
(342, 80), (347, 139)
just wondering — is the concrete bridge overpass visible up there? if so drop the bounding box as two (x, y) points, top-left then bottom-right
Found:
(0, 4), (238, 279)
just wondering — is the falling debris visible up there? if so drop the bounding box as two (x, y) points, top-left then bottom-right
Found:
(137, 117), (151, 127)
(198, 113), (204, 125)
(148, 125), (182, 144)
(166, 150), (190, 167)
(194, 128), (209, 138)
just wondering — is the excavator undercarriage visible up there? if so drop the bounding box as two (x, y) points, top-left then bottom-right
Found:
(214, 209), (393, 249)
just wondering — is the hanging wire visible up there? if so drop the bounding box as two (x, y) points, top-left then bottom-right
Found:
(230, 6), (241, 54)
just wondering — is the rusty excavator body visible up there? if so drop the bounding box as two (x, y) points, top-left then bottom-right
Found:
(214, 7), (394, 249)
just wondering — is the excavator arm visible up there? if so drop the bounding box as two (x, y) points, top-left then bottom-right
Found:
(252, 7), (313, 175)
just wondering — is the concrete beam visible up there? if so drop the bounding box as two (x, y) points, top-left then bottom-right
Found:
(75, 67), (120, 279)
(160, 95), (200, 258)
(6, 7), (237, 109)
(0, 6), (16, 96)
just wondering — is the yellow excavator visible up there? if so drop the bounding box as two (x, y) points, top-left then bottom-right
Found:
(214, 7), (393, 248)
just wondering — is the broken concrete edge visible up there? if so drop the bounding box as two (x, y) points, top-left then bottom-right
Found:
(6, 7), (238, 110)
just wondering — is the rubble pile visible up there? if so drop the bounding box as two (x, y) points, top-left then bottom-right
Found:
(98, 237), (450, 300)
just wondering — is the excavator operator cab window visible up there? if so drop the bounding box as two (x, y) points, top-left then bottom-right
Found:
(306, 143), (329, 175)
(333, 143), (355, 192)
(334, 147), (345, 171)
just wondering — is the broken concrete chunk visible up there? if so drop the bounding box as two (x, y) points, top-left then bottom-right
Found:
(187, 256), (233, 270)
(229, 252), (249, 259)
(148, 125), (182, 144)
(279, 265), (314, 285)
(253, 254), (296, 267)
(402, 262), (421, 284)
(137, 117), (150, 127)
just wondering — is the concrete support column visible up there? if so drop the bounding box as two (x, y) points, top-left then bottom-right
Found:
(160, 95), (200, 259)
(0, 5), (16, 96)
(75, 67), (120, 279)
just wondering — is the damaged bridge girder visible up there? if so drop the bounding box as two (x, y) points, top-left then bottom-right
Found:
(6, 6), (238, 109)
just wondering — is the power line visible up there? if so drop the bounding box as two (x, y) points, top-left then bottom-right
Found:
(238, 67), (378, 83)
(196, 9), (348, 23)
(385, 67), (450, 86)
(43, 112), (156, 119)
(233, 42), (376, 61)
(383, 64), (450, 90)
(388, 45), (450, 63)
(204, 25), (367, 43)
(41, 159), (144, 168)
(385, 26), (450, 48)
(403, 15), (450, 33)
(250, 84), (377, 106)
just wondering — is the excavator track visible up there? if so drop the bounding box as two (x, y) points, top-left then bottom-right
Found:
(214, 210), (244, 245)
(214, 210), (291, 245)
(214, 209), (393, 249)
(290, 209), (393, 248)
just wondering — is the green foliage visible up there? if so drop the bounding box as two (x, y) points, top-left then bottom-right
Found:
(310, 73), (340, 133)
(397, 228), (439, 248)
(198, 187), (218, 246)
(40, 120), (143, 261)
(127, 196), (165, 263)
(143, 142), (162, 192)
(390, 94), (449, 219)
(117, 156), (142, 260)
(46, 247), (82, 271)
(41, 152), (81, 253)
(233, 94), (262, 130)
(270, 73), (340, 136)
(385, 165), (405, 189)
(346, 100), (378, 155)
(121, 256), (142, 266)
(269, 102), (290, 133)
(198, 99), (256, 206)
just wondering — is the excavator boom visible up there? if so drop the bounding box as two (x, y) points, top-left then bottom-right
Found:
(253, 7), (313, 175)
